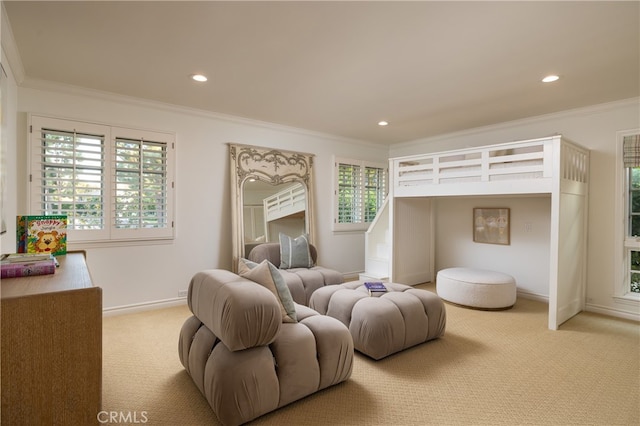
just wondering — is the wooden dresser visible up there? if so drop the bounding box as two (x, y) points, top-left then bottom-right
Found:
(1, 251), (102, 425)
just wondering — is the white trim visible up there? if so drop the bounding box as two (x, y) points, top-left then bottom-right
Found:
(19, 76), (387, 148)
(514, 292), (640, 322)
(102, 297), (187, 317)
(342, 271), (362, 282)
(395, 98), (640, 150)
(516, 289), (549, 304)
(28, 114), (176, 244)
(333, 156), (388, 232)
(612, 294), (640, 305)
(615, 128), (640, 299)
(1, 3), (25, 84)
(585, 302), (640, 323)
(68, 238), (173, 251)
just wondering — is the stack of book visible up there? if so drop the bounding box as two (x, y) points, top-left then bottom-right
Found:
(1, 253), (58, 279)
(364, 281), (387, 297)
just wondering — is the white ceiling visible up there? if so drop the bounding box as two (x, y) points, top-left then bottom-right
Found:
(4, 1), (639, 145)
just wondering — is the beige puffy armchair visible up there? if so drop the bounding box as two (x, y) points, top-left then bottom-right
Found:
(178, 269), (354, 426)
(248, 242), (344, 305)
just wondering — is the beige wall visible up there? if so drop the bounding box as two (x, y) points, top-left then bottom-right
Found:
(435, 196), (552, 299)
(5, 84), (389, 311)
(2, 11), (637, 317)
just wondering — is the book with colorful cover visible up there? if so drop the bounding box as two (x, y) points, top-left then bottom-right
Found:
(364, 282), (387, 291)
(16, 215), (67, 256)
(364, 282), (387, 296)
(1, 258), (56, 278)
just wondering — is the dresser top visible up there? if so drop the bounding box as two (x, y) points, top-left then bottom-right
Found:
(1, 251), (94, 299)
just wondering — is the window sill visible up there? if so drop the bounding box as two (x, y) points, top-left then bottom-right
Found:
(69, 238), (174, 251)
(332, 229), (368, 235)
(613, 294), (640, 306)
(332, 223), (370, 233)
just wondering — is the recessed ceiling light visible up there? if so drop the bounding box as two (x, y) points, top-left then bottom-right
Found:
(191, 74), (208, 82)
(378, 121), (389, 126)
(542, 75), (560, 83)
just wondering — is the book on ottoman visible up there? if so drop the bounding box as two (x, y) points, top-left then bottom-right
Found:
(364, 281), (387, 297)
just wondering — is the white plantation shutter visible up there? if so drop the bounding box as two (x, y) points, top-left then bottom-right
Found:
(29, 115), (175, 244)
(38, 128), (106, 230)
(364, 165), (387, 223)
(113, 136), (168, 230)
(334, 157), (387, 231)
(108, 128), (174, 240)
(30, 117), (111, 241)
(337, 162), (363, 224)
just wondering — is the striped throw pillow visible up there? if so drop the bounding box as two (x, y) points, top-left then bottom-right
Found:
(279, 233), (314, 269)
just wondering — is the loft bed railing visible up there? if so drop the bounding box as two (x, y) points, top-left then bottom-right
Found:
(264, 183), (306, 223)
(391, 136), (588, 197)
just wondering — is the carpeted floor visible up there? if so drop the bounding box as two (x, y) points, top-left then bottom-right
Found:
(102, 284), (640, 425)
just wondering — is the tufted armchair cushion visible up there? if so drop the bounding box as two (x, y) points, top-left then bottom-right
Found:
(188, 269), (282, 351)
(179, 269), (354, 426)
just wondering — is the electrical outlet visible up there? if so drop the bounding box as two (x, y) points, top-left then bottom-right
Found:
(178, 290), (188, 298)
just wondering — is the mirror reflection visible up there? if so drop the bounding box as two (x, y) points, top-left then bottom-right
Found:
(243, 180), (307, 255)
(229, 143), (315, 270)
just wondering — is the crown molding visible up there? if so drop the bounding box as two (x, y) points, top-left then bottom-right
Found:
(395, 97), (640, 151)
(18, 76), (387, 149)
(1, 3), (25, 85)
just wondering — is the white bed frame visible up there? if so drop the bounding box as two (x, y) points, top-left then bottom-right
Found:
(382, 135), (589, 330)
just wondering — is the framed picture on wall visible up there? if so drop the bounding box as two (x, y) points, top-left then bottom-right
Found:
(473, 208), (510, 245)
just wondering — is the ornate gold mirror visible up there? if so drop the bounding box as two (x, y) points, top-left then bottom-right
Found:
(229, 144), (315, 271)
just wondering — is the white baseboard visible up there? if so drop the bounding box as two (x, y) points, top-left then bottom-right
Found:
(516, 291), (639, 322)
(343, 271), (363, 282)
(101, 290), (640, 323)
(516, 289), (549, 303)
(584, 302), (640, 322)
(103, 297), (187, 317)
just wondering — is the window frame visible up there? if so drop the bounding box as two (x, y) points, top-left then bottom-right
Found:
(28, 114), (175, 247)
(332, 156), (388, 232)
(615, 128), (640, 302)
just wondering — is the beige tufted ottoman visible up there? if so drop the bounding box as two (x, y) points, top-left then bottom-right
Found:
(310, 281), (446, 360)
(436, 267), (516, 310)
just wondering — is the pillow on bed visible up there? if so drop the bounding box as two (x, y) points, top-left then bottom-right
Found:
(279, 233), (314, 269)
(239, 259), (297, 323)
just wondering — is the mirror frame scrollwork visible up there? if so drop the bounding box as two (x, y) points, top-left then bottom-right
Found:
(229, 143), (315, 272)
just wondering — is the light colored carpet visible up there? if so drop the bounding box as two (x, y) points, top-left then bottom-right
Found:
(103, 284), (640, 425)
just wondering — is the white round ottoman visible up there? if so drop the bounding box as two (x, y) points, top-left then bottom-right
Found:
(436, 267), (516, 310)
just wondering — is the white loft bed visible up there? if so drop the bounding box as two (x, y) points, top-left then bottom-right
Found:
(384, 135), (589, 330)
(263, 183), (306, 240)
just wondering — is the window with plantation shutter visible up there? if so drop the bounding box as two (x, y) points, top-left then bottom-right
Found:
(334, 157), (387, 231)
(29, 115), (175, 245)
(337, 162), (362, 224)
(617, 130), (640, 300)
